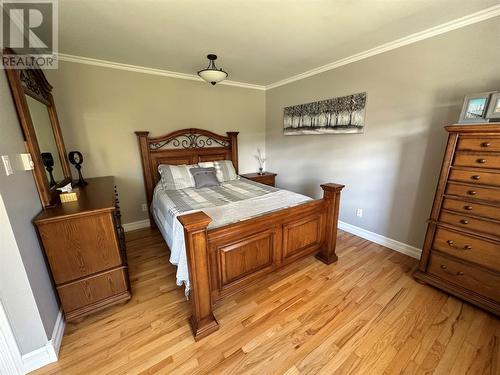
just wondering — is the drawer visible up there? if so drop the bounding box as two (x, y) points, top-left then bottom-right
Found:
(448, 168), (500, 187)
(453, 152), (500, 169)
(57, 267), (128, 313)
(457, 137), (500, 152)
(427, 252), (500, 302)
(445, 182), (500, 203)
(38, 212), (122, 284)
(433, 227), (500, 271)
(439, 211), (500, 237)
(442, 198), (500, 221)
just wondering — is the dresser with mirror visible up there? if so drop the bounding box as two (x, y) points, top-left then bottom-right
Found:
(4, 49), (131, 322)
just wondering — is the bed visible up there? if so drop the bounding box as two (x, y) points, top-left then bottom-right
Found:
(136, 128), (344, 340)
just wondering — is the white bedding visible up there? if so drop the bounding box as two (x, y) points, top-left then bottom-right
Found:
(152, 181), (312, 294)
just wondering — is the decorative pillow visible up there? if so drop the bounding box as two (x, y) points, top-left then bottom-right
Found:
(158, 164), (197, 190)
(190, 167), (220, 189)
(198, 160), (238, 182)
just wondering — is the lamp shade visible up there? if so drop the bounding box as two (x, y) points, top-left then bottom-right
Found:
(198, 69), (228, 85)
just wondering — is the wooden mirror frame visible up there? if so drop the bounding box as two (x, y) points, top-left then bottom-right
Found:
(4, 49), (72, 207)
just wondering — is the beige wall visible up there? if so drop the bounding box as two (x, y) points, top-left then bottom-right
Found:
(266, 18), (500, 248)
(46, 63), (266, 223)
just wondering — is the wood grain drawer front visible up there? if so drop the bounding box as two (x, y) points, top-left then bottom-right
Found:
(453, 152), (500, 169)
(448, 169), (500, 187)
(457, 137), (500, 152)
(439, 211), (500, 237)
(428, 253), (500, 302)
(283, 215), (322, 261)
(445, 182), (500, 203)
(38, 213), (122, 284)
(57, 268), (128, 313)
(433, 227), (500, 271)
(218, 231), (275, 289)
(253, 176), (275, 186)
(442, 198), (500, 221)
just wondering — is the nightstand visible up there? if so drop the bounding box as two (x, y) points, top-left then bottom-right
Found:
(240, 172), (277, 187)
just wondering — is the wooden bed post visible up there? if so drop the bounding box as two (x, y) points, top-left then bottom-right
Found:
(316, 183), (345, 265)
(226, 132), (239, 174)
(177, 211), (219, 341)
(135, 131), (157, 229)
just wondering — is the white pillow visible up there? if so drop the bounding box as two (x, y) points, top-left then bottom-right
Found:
(158, 164), (197, 190)
(198, 160), (238, 182)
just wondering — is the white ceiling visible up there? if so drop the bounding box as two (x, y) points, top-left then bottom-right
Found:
(58, 0), (499, 86)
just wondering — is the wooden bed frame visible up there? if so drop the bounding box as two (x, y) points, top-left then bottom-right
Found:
(135, 128), (344, 340)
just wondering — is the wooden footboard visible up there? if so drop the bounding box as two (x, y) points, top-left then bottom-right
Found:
(178, 183), (344, 340)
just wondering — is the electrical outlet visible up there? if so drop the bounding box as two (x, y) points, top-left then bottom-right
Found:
(356, 208), (363, 218)
(141, 203), (147, 212)
(1, 155), (13, 176)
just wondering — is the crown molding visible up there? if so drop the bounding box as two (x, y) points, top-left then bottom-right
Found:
(266, 5), (500, 89)
(57, 5), (499, 92)
(57, 53), (266, 91)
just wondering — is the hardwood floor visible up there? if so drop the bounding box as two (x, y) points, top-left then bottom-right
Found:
(33, 228), (499, 375)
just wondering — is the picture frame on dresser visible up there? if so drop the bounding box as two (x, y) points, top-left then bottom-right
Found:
(486, 92), (500, 120)
(458, 91), (497, 124)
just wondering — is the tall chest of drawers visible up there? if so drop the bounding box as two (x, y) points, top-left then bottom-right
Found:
(414, 124), (500, 315)
(34, 176), (131, 321)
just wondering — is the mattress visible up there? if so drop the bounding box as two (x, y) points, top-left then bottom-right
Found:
(151, 178), (312, 295)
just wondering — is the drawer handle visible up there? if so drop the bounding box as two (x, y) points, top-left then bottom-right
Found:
(464, 205), (473, 210)
(471, 175), (481, 180)
(464, 245), (472, 250)
(446, 240), (456, 248)
(481, 142), (491, 147)
(460, 219), (469, 224)
(476, 159), (486, 164)
(467, 190), (477, 195)
(456, 271), (464, 276)
(440, 265), (447, 270)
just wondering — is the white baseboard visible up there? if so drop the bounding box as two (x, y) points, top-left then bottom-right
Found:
(122, 219), (151, 232)
(22, 309), (65, 374)
(338, 221), (422, 259)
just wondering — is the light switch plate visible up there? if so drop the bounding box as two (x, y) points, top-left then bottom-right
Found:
(1, 155), (13, 176)
(20, 153), (34, 170)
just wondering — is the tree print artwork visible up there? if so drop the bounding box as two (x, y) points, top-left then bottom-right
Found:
(283, 92), (367, 135)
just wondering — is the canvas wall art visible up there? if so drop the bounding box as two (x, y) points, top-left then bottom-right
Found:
(283, 92), (367, 135)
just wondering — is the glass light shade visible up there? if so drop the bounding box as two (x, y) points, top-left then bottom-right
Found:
(198, 69), (228, 85)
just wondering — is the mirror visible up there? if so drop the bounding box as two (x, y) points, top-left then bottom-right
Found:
(26, 96), (65, 187)
(4, 49), (72, 207)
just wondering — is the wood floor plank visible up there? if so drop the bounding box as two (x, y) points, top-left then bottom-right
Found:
(31, 228), (499, 375)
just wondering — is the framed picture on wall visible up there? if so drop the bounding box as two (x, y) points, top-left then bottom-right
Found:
(486, 92), (500, 121)
(458, 92), (496, 124)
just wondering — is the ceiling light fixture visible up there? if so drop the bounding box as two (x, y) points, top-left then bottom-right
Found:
(197, 54), (228, 85)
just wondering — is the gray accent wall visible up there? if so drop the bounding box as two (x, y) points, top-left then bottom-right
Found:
(0, 71), (60, 354)
(265, 18), (500, 249)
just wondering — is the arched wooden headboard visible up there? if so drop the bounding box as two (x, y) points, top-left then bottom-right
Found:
(135, 128), (239, 227)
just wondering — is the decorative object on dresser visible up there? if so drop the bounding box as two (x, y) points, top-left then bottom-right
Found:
(136, 128), (344, 340)
(414, 123), (500, 316)
(241, 171), (277, 187)
(4, 48), (72, 207)
(458, 91), (497, 124)
(486, 92), (500, 121)
(68, 151), (88, 186)
(34, 177), (131, 322)
(283, 92), (367, 135)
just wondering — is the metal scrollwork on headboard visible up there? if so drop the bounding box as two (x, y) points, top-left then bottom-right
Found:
(149, 133), (230, 150)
